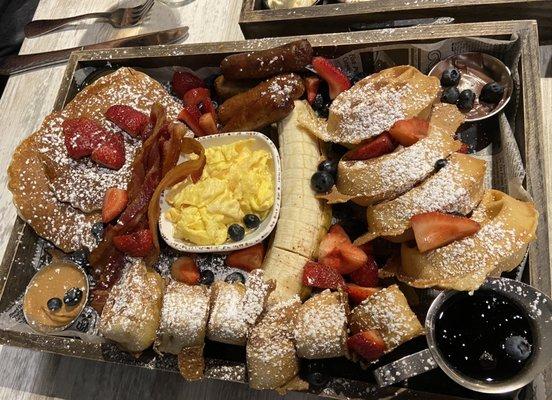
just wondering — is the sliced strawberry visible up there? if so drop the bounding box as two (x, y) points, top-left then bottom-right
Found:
(388, 117), (430, 147)
(102, 187), (128, 223)
(346, 284), (380, 305)
(62, 118), (108, 159)
(200, 98), (218, 120)
(318, 224), (349, 260)
(302, 260), (345, 290)
(318, 224), (367, 275)
(172, 71), (205, 98)
(91, 133), (125, 170)
(105, 105), (149, 137)
(410, 211), (481, 252)
(312, 56), (351, 99)
(113, 229), (154, 257)
(183, 87), (211, 106)
(171, 256), (200, 285)
(342, 133), (396, 161)
(458, 142), (469, 154)
(178, 105), (205, 136)
(347, 330), (387, 361)
(225, 243), (265, 272)
(199, 113), (218, 135)
(305, 76), (320, 104)
(349, 255), (379, 287)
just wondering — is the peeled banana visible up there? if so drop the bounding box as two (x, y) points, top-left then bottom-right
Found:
(262, 100), (331, 303)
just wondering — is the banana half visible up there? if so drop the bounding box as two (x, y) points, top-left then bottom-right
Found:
(262, 100), (332, 304)
(335, 103), (464, 206)
(389, 190), (538, 291)
(355, 153), (486, 244)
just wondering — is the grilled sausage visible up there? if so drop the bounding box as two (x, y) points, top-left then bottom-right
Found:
(220, 39), (313, 80)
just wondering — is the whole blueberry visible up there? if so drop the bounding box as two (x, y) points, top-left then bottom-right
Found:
(199, 269), (215, 285)
(302, 361), (330, 389)
(91, 222), (105, 241)
(434, 158), (448, 171)
(457, 89), (476, 111)
(441, 86), (460, 104)
(47, 297), (62, 311)
(69, 249), (90, 268)
(480, 81), (504, 104)
(243, 214), (261, 229)
(317, 160), (338, 178)
(225, 271), (245, 284)
(502, 335), (532, 362)
(311, 171), (334, 193)
(441, 68), (461, 87)
(228, 224), (245, 242)
(63, 287), (83, 307)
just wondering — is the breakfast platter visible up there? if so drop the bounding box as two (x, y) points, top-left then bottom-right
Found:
(0, 19), (550, 400)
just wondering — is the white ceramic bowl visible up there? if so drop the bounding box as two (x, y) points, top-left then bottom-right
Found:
(159, 132), (281, 253)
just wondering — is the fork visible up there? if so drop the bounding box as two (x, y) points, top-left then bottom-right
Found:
(24, 0), (155, 38)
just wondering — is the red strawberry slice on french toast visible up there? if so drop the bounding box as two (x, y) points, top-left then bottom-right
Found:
(410, 211), (481, 252)
(346, 284), (380, 305)
(318, 224), (368, 275)
(102, 187), (128, 223)
(91, 132), (126, 170)
(388, 117), (429, 147)
(347, 330), (387, 361)
(62, 117), (109, 159)
(302, 260), (345, 290)
(342, 133), (396, 161)
(105, 105), (149, 137)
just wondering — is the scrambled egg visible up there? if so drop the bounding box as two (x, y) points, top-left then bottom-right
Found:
(166, 139), (274, 245)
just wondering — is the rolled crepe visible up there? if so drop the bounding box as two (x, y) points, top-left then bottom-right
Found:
(349, 285), (423, 351)
(207, 281), (248, 346)
(99, 260), (164, 353)
(355, 153), (486, 244)
(294, 290), (348, 359)
(394, 189), (538, 291)
(247, 296), (304, 390)
(155, 281), (210, 355)
(334, 104), (463, 206)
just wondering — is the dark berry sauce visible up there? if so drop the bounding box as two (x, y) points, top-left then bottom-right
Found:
(435, 289), (533, 382)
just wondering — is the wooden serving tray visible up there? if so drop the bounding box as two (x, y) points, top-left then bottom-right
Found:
(0, 20), (549, 400)
(239, 0), (552, 41)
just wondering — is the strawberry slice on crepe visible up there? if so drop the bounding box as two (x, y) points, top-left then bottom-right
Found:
(410, 211), (480, 252)
(342, 133), (396, 161)
(388, 117), (429, 146)
(302, 260), (345, 290)
(105, 105), (149, 137)
(347, 330), (387, 361)
(318, 224), (368, 274)
(346, 284), (380, 305)
(312, 56), (351, 99)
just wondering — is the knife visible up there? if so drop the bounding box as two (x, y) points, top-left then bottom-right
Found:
(0, 26), (189, 76)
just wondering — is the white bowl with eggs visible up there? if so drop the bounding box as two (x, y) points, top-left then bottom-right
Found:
(159, 131), (281, 253)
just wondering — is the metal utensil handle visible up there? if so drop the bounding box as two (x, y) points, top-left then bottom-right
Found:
(25, 13), (108, 38)
(373, 349), (438, 387)
(0, 47), (82, 75)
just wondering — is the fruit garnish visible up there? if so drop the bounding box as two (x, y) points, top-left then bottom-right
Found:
(480, 82), (504, 104)
(228, 224), (245, 242)
(457, 89), (475, 111)
(47, 297), (62, 311)
(172, 71), (205, 98)
(305, 76), (320, 104)
(243, 214), (261, 229)
(199, 98), (218, 120)
(225, 243), (265, 272)
(302, 260), (345, 290)
(225, 271), (245, 284)
(346, 284), (380, 305)
(183, 87), (211, 107)
(312, 56), (351, 100)
(502, 335), (532, 362)
(102, 187), (128, 223)
(441, 86), (460, 104)
(348, 255), (379, 287)
(91, 133), (125, 170)
(388, 117), (429, 147)
(342, 133), (396, 160)
(198, 113), (218, 135)
(63, 287), (83, 306)
(347, 330), (386, 361)
(105, 105), (149, 137)
(410, 211), (481, 252)
(458, 142), (469, 154)
(317, 159), (337, 178)
(318, 224), (367, 274)
(62, 118), (108, 159)
(199, 269), (214, 285)
(171, 256), (200, 285)
(440, 68), (461, 87)
(113, 229), (154, 257)
(434, 158), (448, 171)
(311, 171), (334, 193)
(178, 105), (205, 136)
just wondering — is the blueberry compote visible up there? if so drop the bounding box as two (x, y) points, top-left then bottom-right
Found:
(435, 289), (533, 382)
